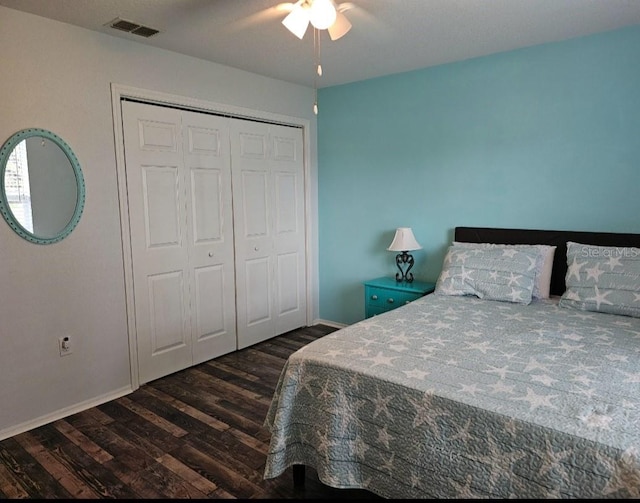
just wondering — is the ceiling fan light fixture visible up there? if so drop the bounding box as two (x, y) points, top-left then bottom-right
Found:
(282, 3), (310, 39)
(280, 0), (349, 115)
(328, 10), (352, 40)
(308, 0), (337, 30)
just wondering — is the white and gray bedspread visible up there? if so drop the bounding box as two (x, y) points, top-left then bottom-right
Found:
(263, 294), (640, 498)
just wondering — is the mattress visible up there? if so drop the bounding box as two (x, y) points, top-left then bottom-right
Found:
(263, 294), (640, 498)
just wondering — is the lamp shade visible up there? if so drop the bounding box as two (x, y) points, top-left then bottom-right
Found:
(387, 227), (422, 252)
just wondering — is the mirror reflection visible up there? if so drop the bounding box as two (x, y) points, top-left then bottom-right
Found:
(5, 137), (78, 238)
(0, 129), (85, 244)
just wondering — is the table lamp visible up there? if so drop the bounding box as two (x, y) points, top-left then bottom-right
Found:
(387, 227), (422, 283)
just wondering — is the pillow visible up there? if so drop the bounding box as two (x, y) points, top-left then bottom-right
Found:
(559, 241), (640, 318)
(453, 241), (556, 299)
(435, 244), (538, 304)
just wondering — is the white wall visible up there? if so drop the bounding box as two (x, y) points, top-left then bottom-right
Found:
(0, 6), (319, 439)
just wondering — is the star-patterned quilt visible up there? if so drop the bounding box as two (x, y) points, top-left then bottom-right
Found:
(263, 294), (640, 498)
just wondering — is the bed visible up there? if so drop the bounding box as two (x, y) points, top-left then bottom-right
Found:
(263, 227), (640, 498)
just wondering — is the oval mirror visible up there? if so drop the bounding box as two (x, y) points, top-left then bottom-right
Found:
(0, 128), (85, 244)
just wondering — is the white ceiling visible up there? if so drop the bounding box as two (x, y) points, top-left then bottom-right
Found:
(2, 0), (640, 88)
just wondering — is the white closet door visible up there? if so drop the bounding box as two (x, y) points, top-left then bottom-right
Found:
(231, 119), (306, 349)
(181, 109), (237, 366)
(122, 101), (236, 384)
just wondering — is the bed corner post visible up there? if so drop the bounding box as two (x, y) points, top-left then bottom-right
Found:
(293, 464), (306, 487)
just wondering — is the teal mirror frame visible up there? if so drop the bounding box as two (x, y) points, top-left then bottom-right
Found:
(0, 128), (85, 244)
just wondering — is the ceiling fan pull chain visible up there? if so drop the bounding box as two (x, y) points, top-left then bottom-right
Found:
(314, 27), (320, 114)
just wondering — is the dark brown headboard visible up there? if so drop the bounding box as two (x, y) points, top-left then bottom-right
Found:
(454, 227), (640, 296)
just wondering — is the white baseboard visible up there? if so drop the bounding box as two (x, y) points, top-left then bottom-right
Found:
(0, 385), (134, 441)
(312, 318), (348, 329)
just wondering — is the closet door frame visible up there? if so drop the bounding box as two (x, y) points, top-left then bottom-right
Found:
(110, 84), (313, 390)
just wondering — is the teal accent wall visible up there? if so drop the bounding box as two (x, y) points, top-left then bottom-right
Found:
(318, 25), (640, 325)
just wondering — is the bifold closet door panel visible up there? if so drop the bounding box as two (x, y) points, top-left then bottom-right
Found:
(270, 123), (307, 336)
(230, 119), (307, 349)
(122, 101), (236, 384)
(181, 109), (237, 365)
(122, 101), (192, 383)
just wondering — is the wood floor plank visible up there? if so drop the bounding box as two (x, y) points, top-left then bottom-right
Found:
(95, 399), (144, 424)
(124, 389), (216, 439)
(0, 437), (72, 498)
(138, 386), (270, 457)
(156, 453), (219, 495)
(140, 386), (230, 432)
(133, 459), (209, 499)
(0, 461), (30, 498)
(25, 424), (139, 499)
(115, 396), (189, 438)
(171, 365), (273, 416)
(198, 362), (282, 400)
(189, 424), (266, 472)
(107, 417), (183, 460)
(79, 407), (115, 426)
(52, 419), (114, 464)
(0, 324), (379, 499)
(227, 425), (270, 456)
(189, 366), (271, 404)
(254, 340), (300, 359)
(169, 442), (266, 499)
(63, 422), (158, 473)
(204, 359), (262, 382)
(152, 379), (266, 436)
(13, 431), (101, 498)
(219, 348), (286, 378)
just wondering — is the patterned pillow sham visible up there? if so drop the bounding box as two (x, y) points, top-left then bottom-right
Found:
(453, 241), (556, 299)
(559, 241), (640, 318)
(435, 244), (538, 304)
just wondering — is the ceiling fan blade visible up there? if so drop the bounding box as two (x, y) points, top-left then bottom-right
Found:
(282, 2), (310, 39)
(328, 9), (351, 40)
(336, 2), (356, 13)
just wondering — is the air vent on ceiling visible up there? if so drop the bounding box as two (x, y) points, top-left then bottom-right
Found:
(106, 18), (159, 38)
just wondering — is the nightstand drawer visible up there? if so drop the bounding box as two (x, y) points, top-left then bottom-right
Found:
(363, 277), (436, 319)
(366, 287), (422, 308)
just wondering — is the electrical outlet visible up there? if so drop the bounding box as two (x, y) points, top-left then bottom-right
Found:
(58, 336), (72, 356)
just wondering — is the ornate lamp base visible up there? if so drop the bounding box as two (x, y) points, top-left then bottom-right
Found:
(395, 251), (415, 282)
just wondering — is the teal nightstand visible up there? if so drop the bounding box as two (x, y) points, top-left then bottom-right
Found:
(363, 277), (435, 318)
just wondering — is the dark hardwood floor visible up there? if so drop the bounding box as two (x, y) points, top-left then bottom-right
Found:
(0, 324), (379, 499)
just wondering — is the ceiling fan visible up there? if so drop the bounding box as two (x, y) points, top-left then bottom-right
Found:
(274, 0), (356, 114)
(281, 0), (354, 40)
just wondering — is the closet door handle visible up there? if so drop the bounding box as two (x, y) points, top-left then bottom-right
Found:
(254, 246), (259, 251)
(208, 251), (214, 257)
